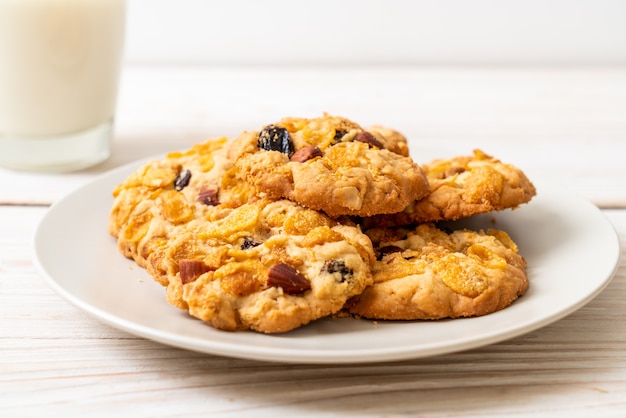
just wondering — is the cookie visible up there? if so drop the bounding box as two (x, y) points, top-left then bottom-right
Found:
(150, 198), (375, 333)
(365, 125), (411, 157)
(109, 138), (256, 282)
(362, 149), (536, 227)
(345, 223), (528, 320)
(230, 114), (430, 217)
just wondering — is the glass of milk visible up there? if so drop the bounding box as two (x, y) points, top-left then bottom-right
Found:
(0, 0), (126, 172)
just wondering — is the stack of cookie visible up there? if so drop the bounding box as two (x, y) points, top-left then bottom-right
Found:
(109, 114), (536, 333)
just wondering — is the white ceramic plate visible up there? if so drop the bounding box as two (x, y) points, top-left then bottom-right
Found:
(34, 158), (621, 364)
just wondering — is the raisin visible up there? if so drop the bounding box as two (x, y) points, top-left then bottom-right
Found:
(258, 125), (294, 157)
(333, 129), (348, 144)
(241, 237), (261, 250)
(377, 245), (403, 260)
(174, 169), (191, 191)
(321, 259), (354, 282)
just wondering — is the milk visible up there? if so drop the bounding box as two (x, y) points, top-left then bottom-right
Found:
(0, 0), (125, 171)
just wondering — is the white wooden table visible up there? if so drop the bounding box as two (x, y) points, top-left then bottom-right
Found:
(1, 66), (625, 417)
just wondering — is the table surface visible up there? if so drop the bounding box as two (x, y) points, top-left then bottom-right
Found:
(1, 65), (625, 417)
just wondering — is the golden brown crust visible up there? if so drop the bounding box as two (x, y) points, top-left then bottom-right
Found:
(109, 138), (256, 283)
(345, 224), (528, 320)
(365, 125), (410, 157)
(231, 114), (430, 217)
(155, 199), (375, 333)
(361, 149), (536, 227)
(109, 119), (536, 334)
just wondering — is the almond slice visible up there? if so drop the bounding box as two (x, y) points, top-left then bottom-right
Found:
(179, 259), (211, 284)
(267, 263), (311, 294)
(354, 131), (384, 149)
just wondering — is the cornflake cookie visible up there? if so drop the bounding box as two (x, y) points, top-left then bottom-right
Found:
(153, 198), (375, 333)
(109, 138), (256, 282)
(230, 114), (430, 217)
(362, 149), (536, 227)
(345, 223), (528, 320)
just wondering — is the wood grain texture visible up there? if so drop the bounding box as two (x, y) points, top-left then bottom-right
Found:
(0, 208), (625, 417)
(1, 66), (625, 417)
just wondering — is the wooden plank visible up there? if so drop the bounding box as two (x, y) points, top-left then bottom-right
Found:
(1, 207), (625, 416)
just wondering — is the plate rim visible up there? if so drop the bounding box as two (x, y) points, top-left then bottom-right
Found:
(33, 158), (622, 364)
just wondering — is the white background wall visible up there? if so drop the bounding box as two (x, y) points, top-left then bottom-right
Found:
(124, 0), (626, 66)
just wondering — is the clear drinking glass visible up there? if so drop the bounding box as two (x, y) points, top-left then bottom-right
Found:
(0, 0), (126, 172)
